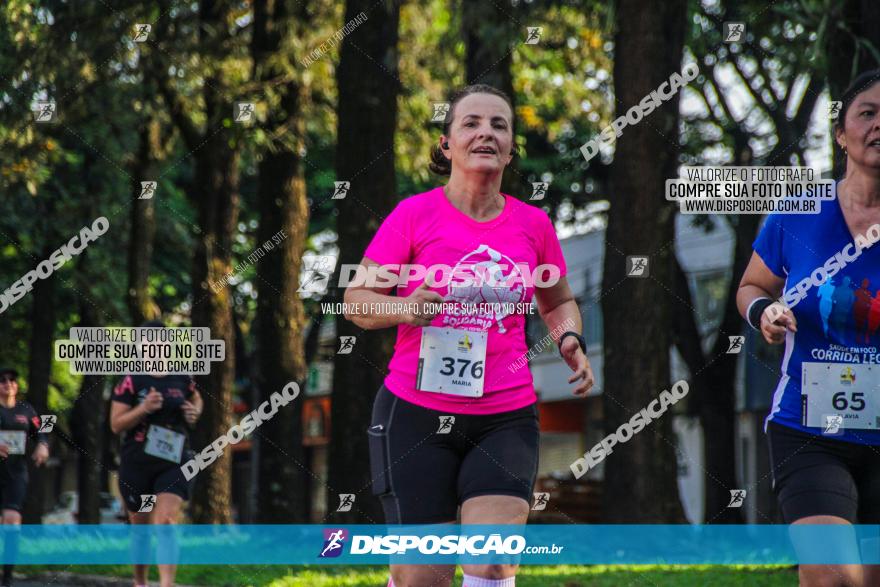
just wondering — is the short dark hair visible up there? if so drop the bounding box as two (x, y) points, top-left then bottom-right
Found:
(834, 68), (880, 174)
(429, 84), (518, 176)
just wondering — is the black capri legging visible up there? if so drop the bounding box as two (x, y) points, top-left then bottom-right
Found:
(768, 420), (880, 524)
(367, 385), (540, 525)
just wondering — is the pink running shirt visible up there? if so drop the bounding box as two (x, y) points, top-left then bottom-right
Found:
(362, 186), (568, 414)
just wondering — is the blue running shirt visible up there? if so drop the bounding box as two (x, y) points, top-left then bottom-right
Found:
(754, 194), (880, 444)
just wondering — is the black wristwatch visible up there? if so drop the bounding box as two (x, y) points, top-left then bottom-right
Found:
(557, 331), (586, 356)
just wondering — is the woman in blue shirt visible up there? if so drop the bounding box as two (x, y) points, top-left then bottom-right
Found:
(738, 69), (880, 587)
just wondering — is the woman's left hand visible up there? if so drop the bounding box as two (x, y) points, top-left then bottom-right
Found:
(182, 401), (201, 425)
(32, 442), (49, 467)
(560, 337), (595, 398)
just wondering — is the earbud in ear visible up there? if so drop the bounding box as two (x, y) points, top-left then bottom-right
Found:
(442, 142), (449, 149)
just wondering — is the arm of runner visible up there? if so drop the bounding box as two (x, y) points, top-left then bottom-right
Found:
(534, 276), (594, 397)
(27, 408), (50, 466)
(737, 251), (797, 345)
(31, 441), (49, 466)
(110, 401), (149, 434)
(182, 389), (203, 427)
(344, 256), (444, 329)
(24, 406), (50, 446)
(110, 387), (162, 434)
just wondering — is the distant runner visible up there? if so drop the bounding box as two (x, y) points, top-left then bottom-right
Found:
(0, 366), (49, 587)
(110, 321), (203, 587)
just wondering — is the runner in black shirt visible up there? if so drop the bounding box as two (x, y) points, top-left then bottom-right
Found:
(0, 366), (50, 587)
(113, 373), (199, 464)
(110, 322), (203, 587)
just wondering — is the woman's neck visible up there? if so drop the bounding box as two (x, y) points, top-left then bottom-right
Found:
(840, 172), (880, 209)
(1, 397), (15, 408)
(444, 174), (504, 219)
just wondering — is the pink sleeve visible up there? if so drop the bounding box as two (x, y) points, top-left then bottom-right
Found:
(363, 201), (413, 266)
(539, 212), (567, 278)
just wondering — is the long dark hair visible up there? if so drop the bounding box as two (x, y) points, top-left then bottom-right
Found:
(429, 84), (518, 176)
(834, 68), (880, 175)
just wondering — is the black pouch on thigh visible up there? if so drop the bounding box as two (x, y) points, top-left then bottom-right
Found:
(367, 424), (392, 496)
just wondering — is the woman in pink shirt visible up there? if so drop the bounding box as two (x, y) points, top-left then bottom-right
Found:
(344, 85), (594, 587)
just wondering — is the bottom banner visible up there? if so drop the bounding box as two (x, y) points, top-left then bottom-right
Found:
(0, 525), (876, 564)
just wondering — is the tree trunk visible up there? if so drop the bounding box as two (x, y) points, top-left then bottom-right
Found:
(461, 0), (523, 199)
(22, 244), (56, 524)
(674, 144), (753, 524)
(599, 0), (688, 523)
(72, 298), (105, 524)
(127, 117), (161, 325)
(462, 0), (515, 106)
(189, 139), (239, 524)
(251, 0), (310, 523)
(698, 215), (760, 523)
(69, 181), (107, 525)
(327, 0), (401, 524)
(174, 0), (243, 525)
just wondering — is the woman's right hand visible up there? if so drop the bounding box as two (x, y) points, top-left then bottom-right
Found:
(403, 281), (445, 327)
(761, 302), (798, 345)
(142, 387), (164, 414)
